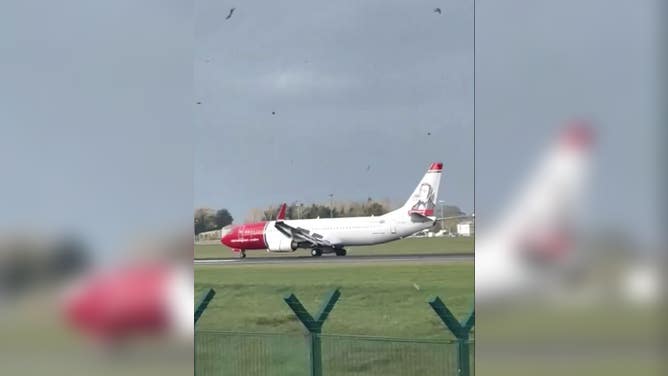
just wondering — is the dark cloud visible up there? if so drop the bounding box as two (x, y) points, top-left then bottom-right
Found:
(195, 0), (474, 219)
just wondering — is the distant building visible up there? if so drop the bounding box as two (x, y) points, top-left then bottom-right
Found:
(456, 221), (475, 237)
(195, 225), (232, 244)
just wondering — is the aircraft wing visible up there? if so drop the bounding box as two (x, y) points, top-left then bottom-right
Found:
(274, 221), (334, 248)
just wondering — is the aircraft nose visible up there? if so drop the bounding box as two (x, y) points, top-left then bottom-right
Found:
(64, 283), (98, 331)
(221, 228), (236, 248)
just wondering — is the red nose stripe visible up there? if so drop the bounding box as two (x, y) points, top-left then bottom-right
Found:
(221, 222), (268, 250)
(66, 265), (169, 339)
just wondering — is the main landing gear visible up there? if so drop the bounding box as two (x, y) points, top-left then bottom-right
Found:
(239, 249), (246, 259)
(310, 248), (347, 257)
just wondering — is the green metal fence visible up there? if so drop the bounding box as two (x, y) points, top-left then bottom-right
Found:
(196, 331), (309, 376)
(321, 334), (468, 375)
(195, 330), (473, 376)
(194, 288), (474, 375)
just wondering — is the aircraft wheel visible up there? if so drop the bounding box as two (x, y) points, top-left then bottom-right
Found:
(311, 248), (322, 257)
(335, 249), (347, 256)
(240, 250), (246, 259)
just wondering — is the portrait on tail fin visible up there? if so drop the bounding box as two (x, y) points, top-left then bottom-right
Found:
(409, 183), (436, 216)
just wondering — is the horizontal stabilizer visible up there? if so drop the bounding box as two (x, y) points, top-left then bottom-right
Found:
(410, 212), (436, 222)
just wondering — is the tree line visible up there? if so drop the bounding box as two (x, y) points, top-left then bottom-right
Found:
(194, 208), (233, 235)
(194, 199), (391, 234)
(261, 199), (390, 221)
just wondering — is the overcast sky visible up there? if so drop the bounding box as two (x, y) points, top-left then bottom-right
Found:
(0, 1), (193, 256)
(194, 0), (660, 246)
(475, 0), (659, 246)
(194, 0), (474, 221)
(1, 1), (658, 254)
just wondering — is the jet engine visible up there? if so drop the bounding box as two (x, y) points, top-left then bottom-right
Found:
(269, 238), (298, 252)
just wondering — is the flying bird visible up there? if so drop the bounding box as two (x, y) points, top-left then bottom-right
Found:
(434, 8), (442, 14)
(225, 8), (235, 20)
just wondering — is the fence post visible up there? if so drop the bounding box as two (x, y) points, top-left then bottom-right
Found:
(195, 288), (216, 324)
(194, 288), (216, 376)
(428, 296), (474, 376)
(284, 288), (341, 376)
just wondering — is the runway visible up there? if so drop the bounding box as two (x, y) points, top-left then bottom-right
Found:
(194, 252), (473, 265)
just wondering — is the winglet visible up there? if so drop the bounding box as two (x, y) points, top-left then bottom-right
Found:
(276, 203), (287, 220)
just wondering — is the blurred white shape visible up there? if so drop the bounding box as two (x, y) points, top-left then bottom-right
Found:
(621, 262), (661, 305)
(167, 265), (194, 339)
(476, 121), (593, 304)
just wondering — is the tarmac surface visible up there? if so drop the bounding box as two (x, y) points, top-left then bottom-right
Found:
(194, 253), (473, 265)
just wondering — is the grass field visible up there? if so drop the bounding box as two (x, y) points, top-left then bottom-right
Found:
(195, 261), (473, 374)
(195, 261), (473, 339)
(196, 330), (465, 375)
(195, 236), (474, 259)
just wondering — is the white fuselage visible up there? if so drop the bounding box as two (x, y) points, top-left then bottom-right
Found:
(264, 213), (433, 251)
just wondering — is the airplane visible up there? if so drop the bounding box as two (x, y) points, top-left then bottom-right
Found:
(63, 262), (193, 343)
(475, 121), (594, 303)
(221, 162), (444, 258)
